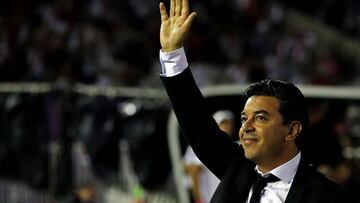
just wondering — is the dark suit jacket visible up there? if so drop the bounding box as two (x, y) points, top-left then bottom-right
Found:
(161, 68), (350, 203)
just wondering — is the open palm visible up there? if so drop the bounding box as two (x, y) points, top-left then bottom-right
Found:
(159, 0), (197, 52)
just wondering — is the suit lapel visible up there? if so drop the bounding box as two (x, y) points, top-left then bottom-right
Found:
(284, 157), (309, 203)
(234, 162), (256, 203)
(210, 156), (255, 203)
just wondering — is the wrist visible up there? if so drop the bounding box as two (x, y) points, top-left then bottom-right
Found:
(161, 46), (182, 53)
(161, 41), (183, 52)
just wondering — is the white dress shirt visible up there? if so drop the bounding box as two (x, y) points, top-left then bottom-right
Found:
(246, 152), (301, 203)
(159, 48), (188, 77)
(159, 47), (301, 203)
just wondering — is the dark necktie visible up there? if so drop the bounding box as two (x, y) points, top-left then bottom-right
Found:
(249, 173), (280, 203)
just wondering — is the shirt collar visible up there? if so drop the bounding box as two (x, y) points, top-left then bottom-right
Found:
(255, 152), (301, 184)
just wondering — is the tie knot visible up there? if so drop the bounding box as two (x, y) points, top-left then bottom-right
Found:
(256, 173), (280, 185)
(249, 173), (280, 203)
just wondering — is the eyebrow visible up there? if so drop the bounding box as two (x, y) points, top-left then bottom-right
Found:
(241, 110), (270, 116)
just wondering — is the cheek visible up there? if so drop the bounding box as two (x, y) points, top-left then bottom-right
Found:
(262, 127), (287, 144)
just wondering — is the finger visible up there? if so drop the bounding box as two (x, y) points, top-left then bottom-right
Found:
(170, 0), (175, 16)
(184, 12), (197, 30)
(159, 2), (168, 22)
(175, 0), (182, 16)
(181, 0), (189, 16)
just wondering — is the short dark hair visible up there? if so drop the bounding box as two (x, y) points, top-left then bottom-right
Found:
(243, 79), (309, 145)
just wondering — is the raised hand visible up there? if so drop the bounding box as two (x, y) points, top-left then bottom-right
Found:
(159, 0), (197, 52)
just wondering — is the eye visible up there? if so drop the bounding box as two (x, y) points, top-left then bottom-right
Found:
(240, 116), (247, 124)
(255, 115), (267, 121)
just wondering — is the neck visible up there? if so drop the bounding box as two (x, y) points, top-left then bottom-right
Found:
(258, 147), (299, 173)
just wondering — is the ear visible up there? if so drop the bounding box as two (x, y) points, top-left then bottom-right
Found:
(285, 121), (302, 141)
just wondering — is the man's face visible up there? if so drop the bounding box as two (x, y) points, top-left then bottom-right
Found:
(239, 96), (290, 166)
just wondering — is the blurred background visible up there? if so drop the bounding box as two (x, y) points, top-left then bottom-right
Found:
(0, 0), (360, 202)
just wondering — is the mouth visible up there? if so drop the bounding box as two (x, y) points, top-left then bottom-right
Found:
(241, 137), (258, 146)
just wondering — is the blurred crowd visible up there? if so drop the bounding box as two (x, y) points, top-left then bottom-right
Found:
(1, 0), (360, 202)
(0, 0), (160, 86)
(1, 0), (360, 87)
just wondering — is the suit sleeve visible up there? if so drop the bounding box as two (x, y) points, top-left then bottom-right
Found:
(161, 68), (242, 179)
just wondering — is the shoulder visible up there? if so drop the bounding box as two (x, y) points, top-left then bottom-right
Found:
(305, 167), (344, 191)
(298, 163), (349, 201)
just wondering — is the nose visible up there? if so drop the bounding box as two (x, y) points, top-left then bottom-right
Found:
(241, 119), (255, 134)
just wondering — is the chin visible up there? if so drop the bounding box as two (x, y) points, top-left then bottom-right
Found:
(244, 151), (256, 161)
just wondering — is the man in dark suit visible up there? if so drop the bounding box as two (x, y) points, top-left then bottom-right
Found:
(158, 0), (349, 202)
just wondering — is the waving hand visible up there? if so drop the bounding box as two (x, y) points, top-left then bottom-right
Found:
(159, 0), (197, 52)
